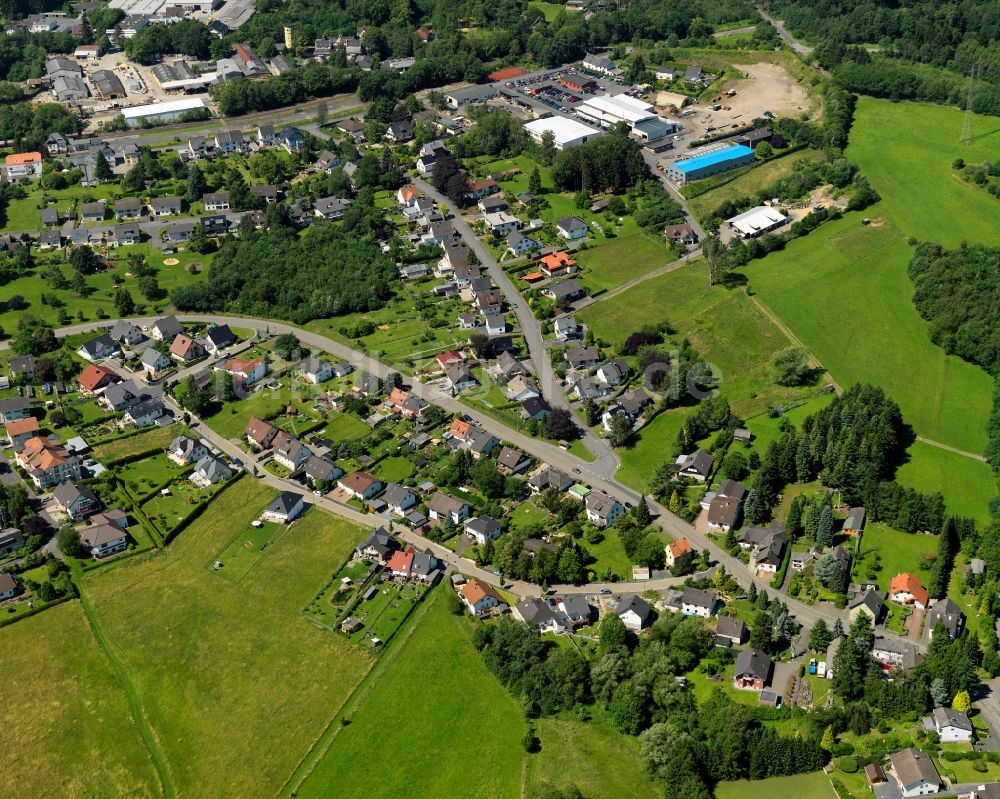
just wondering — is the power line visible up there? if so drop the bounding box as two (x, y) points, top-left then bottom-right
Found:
(961, 57), (982, 145)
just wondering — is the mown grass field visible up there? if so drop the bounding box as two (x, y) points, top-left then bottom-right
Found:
(895, 441), (997, 526)
(846, 99), (1000, 248)
(614, 408), (687, 492)
(716, 772), (836, 799)
(295, 589), (525, 799)
(0, 602), (162, 798)
(575, 233), (672, 292)
(743, 212), (993, 455)
(851, 522), (938, 594)
(91, 425), (181, 463)
(526, 716), (663, 799)
(81, 479), (372, 799)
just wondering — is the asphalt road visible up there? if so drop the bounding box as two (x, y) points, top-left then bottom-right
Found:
(756, 8), (815, 55)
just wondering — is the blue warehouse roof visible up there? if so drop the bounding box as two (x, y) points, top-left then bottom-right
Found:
(672, 145), (754, 173)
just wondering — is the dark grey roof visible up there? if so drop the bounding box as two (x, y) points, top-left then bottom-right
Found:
(734, 648), (772, 680)
(383, 483), (415, 507)
(266, 491), (302, 515)
(53, 480), (97, 507)
(615, 594), (653, 625)
(205, 325), (235, 348)
(681, 587), (716, 610)
(356, 527), (395, 557)
(715, 615), (746, 640)
(931, 706), (972, 732)
(465, 516), (500, 536)
(78, 333), (117, 357)
(679, 449), (713, 477)
(925, 598), (963, 637)
(125, 397), (164, 418)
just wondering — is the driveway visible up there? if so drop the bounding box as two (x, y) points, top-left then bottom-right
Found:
(974, 677), (1000, 750)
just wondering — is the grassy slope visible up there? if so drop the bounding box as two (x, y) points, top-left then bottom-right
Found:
(526, 716), (663, 799)
(716, 772), (837, 799)
(743, 213), (992, 455)
(0, 602), (161, 798)
(846, 99), (1000, 248)
(852, 522), (939, 593)
(295, 590), (525, 799)
(82, 479), (372, 799)
(895, 441), (995, 526)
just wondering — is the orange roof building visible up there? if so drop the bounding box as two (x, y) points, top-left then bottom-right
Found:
(448, 418), (470, 440)
(5, 151), (42, 166)
(539, 251), (578, 276)
(488, 67), (527, 81)
(5, 417), (39, 438)
(386, 546), (415, 576)
(665, 537), (694, 566)
(889, 572), (928, 609)
(16, 435), (81, 488)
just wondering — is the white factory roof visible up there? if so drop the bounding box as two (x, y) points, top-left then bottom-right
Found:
(524, 116), (603, 146)
(122, 97), (207, 120)
(727, 205), (789, 237)
(577, 94), (656, 125)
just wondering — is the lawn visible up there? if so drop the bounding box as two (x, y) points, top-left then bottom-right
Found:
(743, 212), (994, 455)
(294, 589), (526, 799)
(141, 478), (222, 535)
(579, 261), (814, 419)
(687, 149), (821, 223)
(614, 408), (687, 492)
(80, 479), (372, 799)
(526, 715), (663, 799)
(851, 522), (939, 594)
(212, 516), (292, 583)
(846, 99), (1000, 249)
(322, 410), (369, 441)
(575, 233), (672, 292)
(508, 497), (552, 532)
(116, 453), (188, 497)
(715, 771), (836, 799)
(342, 580), (427, 647)
(528, 0), (566, 22)
(0, 602), (162, 798)
(585, 527), (646, 581)
(202, 386), (296, 440)
(373, 455), (414, 483)
(91, 425), (181, 464)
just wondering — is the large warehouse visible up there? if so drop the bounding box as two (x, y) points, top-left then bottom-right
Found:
(122, 97), (207, 127)
(576, 94), (679, 141)
(665, 145), (755, 184)
(524, 117), (604, 150)
(727, 205), (789, 238)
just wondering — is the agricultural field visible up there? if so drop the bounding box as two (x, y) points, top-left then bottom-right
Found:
(294, 590), (525, 799)
(716, 772), (836, 799)
(0, 602), (162, 798)
(526, 715), (663, 799)
(743, 213), (993, 455)
(846, 99), (1000, 248)
(80, 479), (372, 799)
(574, 233), (673, 293)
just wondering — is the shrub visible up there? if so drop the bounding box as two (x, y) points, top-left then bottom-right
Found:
(837, 756), (859, 773)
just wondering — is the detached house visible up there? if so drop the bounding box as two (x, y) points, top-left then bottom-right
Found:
(203, 325), (236, 354)
(889, 748), (940, 798)
(201, 191), (230, 212)
(191, 456), (232, 486)
(271, 431), (311, 471)
(615, 594), (654, 632)
(76, 334), (119, 362)
(245, 418), (278, 450)
(53, 481), (101, 520)
(261, 491), (305, 523)
(733, 648), (773, 690)
(676, 449), (713, 482)
(681, 587), (719, 618)
(427, 492), (470, 526)
(223, 357), (267, 387)
(354, 528), (397, 563)
(141, 348), (172, 378)
(168, 435), (209, 465)
(461, 578), (506, 616)
(78, 364), (120, 395)
(925, 598), (964, 640)
(585, 491), (623, 529)
(149, 196), (182, 217)
(122, 398), (165, 428)
(383, 484), (417, 516)
(80, 516), (129, 559)
(338, 471), (383, 501)
(150, 316), (183, 341)
(555, 215), (588, 240)
(496, 446), (530, 475)
(17, 436), (81, 488)
(665, 537), (694, 568)
(170, 334), (206, 364)
(931, 707), (973, 743)
(299, 357), (333, 384)
(889, 572), (928, 610)
(464, 516), (501, 545)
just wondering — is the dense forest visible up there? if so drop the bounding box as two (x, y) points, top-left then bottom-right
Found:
(170, 219), (396, 324)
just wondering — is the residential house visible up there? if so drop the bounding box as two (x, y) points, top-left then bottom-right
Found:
(214, 130), (244, 154)
(492, 351), (526, 382)
(733, 648), (773, 690)
(505, 374), (539, 403)
(615, 594), (655, 632)
(396, 184), (420, 207)
(564, 345), (600, 370)
(715, 616), (747, 647)
(115, 197), (143, 219)
(386, 119), (414, 143)
(676, 449), (713, 481)
(295, 456), (343, 488)
(168, 435), (208, 465)
(76, 334), (119, 362)
(496, 446), (530, 475)
(464, 516), (501, 545)
(191, 456), (232, 487)
(150, 316), (183, 341)
(681, 587), (719, 618)
(383, 484), (417, 516)
(539, 251), (578, 278)
(889, 748), (940, 798)
(315, 150), (340, 172)
(169, 334), (206, 364)
(554, 316), (581, 341)
(558, 596), (594, 628)
(466, 177), (498, 200)
(445, 363), (478, 393)
(932, 707), (973, 743)
(8, 355), (35, 382)
(514, 599), (567, 634)
(427, 492), (470, 526)
(5, 417), (39, 452)
(665, 537), (694, 568)
(112, 223), (140, 247)
(271, 431), (311, 471)
(299, 356), (333, 384)
(585, 491), (623, 528)
(338, 471), (382, 501)
(354, 371), (382, 396)
(848, 587), (886, 627)
(461, 578), (506, 616)
(479, 195), (508, 213)
(141, 348), (172, 378)
(707, 495), (741, 532)
(149, 196), (182, 217)
(250, 184), (280, 204)
(122, 398), (165, 428)
(925, 598), (964, 640)
(484, 211), (521, 236)
(528, 468), (572, 494)
(223, 357), (267, 387)
(4, 151), (43, 180)
(0, 398), (30, 425)
(663, 223), (699, 245)
(38, 229), (62, 250)
(506, 231), (539, 257)
(555, 216), (588, 240)
(750, 526), (786, 573)
(80, 516), (129, 559)
(313, 196), (352, 220)
(843, 506), (866, 535)
(890, 572), (929, 610)
(78, 364), (120, 394)
(596, 358), (630, 386)
(261, 491), (305, 523)
(872, 636), (922, 671)
(0, 529), (25, 557)
(17, 435), (81, 488)
(583, 53), (616, 74)
(354, 528), (397, 563)
(464, 427), (499, 459)
(279, 126), (304, 153)
(202, 191), (230, 212)
(203, 324), (236, 354)
(543, 279), (585, 304)
(52, 480), (101, 520)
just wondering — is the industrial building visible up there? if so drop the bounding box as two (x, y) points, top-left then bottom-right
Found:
(444, 84), (498, 108)
(524, 117), (603, 150)
(575, 94), (679, 141)
(122, 97), (207, 127)
(665, 145), (755, 184)
(726, 205), (790, 238)
(91, 69), (126, 100)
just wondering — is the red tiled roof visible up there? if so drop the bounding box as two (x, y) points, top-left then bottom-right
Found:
(890, 572), (928, 607)
(488, 67), (526, 81)
(78, 364), (119, 391)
